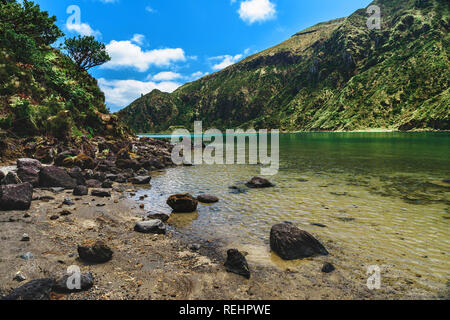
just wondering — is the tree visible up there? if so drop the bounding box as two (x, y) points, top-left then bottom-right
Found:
(64, 36), (111, 71)
(0, 0), (64, 46)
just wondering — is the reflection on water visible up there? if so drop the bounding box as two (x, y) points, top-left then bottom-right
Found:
(137, 132), (450, 297)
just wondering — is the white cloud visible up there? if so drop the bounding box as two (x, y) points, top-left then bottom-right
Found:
(98, 78), (182, 108)
(238, 0), (276, 24)
(102, 40), (186, 72)
(145, 6), (156, 13)
(151, 71), (183, 81)
(131, 34), (145, 45)
(66, 22), (101, 37)
(210, 54), (243, 70)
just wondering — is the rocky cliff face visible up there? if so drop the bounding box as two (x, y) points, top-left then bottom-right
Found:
(119, 0), (449, 133)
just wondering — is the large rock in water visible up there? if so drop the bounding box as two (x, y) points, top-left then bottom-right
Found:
(0, 183), (33, 211)
(78, 241), (113, 263)
(224, 249), (251, 279)
(130, 176), (152, 185)
(39, 166), (77, 189)
(2, 278), (55, 300)
(270, 223), (329, 260)
(167, 193), (198, 213)
(246, 176), (274, 188)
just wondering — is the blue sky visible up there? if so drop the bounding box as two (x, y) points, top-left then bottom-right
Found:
(35, 0), (372, 112)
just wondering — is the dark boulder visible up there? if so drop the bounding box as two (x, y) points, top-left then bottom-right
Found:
(17, 158), (43, 172)
(224, 249), (251, 279)
(53, 272), (94, 293)
(0, 183), (33, 211)
(2, 278), (55, 300)
(101, 180), (113, 189)
(17, 167), (39, 187)
(85, 179), (102, 188)
(73, 185), (88, 196)
(246, 176), (274, 188)
(0, 171), (4, 181)
(167, 193), (198, 213)
(134, 220), (166, 234)
(77, 241), (113, 263)
(67, 167), (85, 185)
(130, 176), (151, 185)
(270, 223), (328, 260)
(91, 189), (111, 198)
(39, 166), (77, 189)
(197, 194), (219, 203)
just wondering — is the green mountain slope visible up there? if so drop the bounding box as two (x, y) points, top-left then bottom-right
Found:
(119, 0), (449, 133)
(0, 0), (126, 139)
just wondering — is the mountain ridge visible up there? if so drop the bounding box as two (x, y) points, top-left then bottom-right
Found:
(118, 0), (449, 133)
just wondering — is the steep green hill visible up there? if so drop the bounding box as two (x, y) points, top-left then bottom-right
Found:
(0, 0), (126, 139)
(119, 0), (449, 133)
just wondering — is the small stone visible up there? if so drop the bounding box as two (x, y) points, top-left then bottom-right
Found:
(322, 263), (336, 273)
(131, 176), (152, 185)
(13, 272), (27, 282)
(63, 198), (74, 205)
(60, 210), (72, 216)
(146, 212), (171, 222)
(91, 190), (111, 198)
(134, 220), (166, 235)
(21, 234), (30, 242)
(189, 244), (201, 251)
(20, 252), (34, 260)
(139, 204), (145, 209)
(50, 215), (59, 220)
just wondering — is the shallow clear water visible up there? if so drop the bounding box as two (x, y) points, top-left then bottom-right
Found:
(137, 132), (450, 297)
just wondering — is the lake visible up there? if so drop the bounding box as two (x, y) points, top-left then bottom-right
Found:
(136, 132), (450, 298)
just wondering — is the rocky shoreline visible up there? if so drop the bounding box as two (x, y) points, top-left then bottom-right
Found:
(0, 136), (429, 300)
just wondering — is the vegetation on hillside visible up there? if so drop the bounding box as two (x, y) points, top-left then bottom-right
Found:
(119, 0), (449, 133)
(0, 0), (124, 139)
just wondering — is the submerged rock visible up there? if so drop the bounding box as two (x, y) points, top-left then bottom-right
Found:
(0, 183), (33, 211)
(2, 278), (55, 300)
(224, 249), (251, 279)
(167, 193), (198, 213)
(53, 272), (94, 293)
(39, 166), (76, 189)
(246, 176), (274, 188)
(270, 223), (328, 260)
(197, 194), (219, 203)
(77, 241), (113, 263)
(146, 212), (171, 222)
(134, 220), (166, 234)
